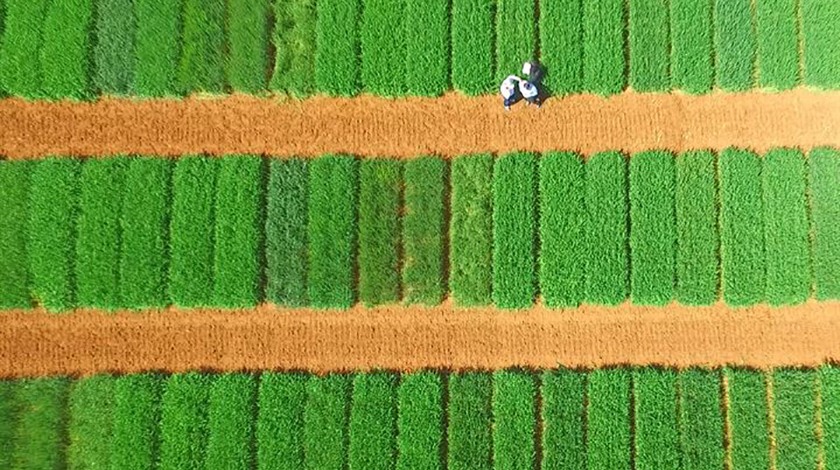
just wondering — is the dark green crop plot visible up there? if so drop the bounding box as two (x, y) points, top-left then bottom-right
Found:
(773, 370), (818, 470)
(272, 0), (317, 95)
(634, 369), (680, 470)
(448, 373), (493, 470)
(802, 0), (840, 88)
(40, 0), (93, 100)
(111, 374), (164, 470)
(349, 373), (399, 470)
(725, 369), (770, 470)
(755, 0), (799, 90)
(492, 371), (537, 470)
(0, 381), (16, 469)
(493, 153), (537, 309)
(159, 373), (212, 470)
(0, 0), (50, 98)
(308, 155), (358, 308)
(0, 161), (31, 309)
(539, 152), (586, 308)
(68, 375), (115, 470)
(719, 148), (765, 306)
(266, 159), (309, 307)
(257, 373), (307, 470)
(678, 369), (724, 470)
(809, 148), (840, 300)
(304, 374), (351, 470)
(94, 0), (136, 95)
(496, 0), (536, 85)
(451, 0), (495, 95)
(541, 369), (586, 470)
(360, 0), (406, 96)
(675, 151), (719, 305)
(134, 0), (183, 96)
(397, 372), (444, 470)
(179, 0), (225, 94)
(587, 369), (631, 470)
(205, 374), (257, 470)
(120, 158), (171, 309)
(226, 0), (269, 93)
(402, 158), (445, 305)
(821, 367), (840, 469)
(629, 0), (670, 92)
(75, 159), (124, 310)
(11, 378), (69, 470)
(671, 0), (714, 93)
(169, 157), (217, 307)
(28, 159), (80, 312)
(540, 0), (583, 94)
(762, 149), (811, 305)
(630, 151), (676, 305)
(358, 160), (401, 306)
(214, 156), (264, 308)
(315, 0), (360, 96)
(582, 0), (626, 95)
(405, 0), (449, 96)
(450, 154), (493, 306)
(585, 151), (629, 305)
(714, 0), (756, 91)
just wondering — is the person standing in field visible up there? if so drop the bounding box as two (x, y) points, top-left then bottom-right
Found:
(519, 80), (541, 107)
(500, 75), (520, 110)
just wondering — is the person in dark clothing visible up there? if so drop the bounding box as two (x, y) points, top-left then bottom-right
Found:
(522, 61), (544, 85)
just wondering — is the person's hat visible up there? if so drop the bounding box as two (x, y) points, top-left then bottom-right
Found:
(522, 62), (532, 75)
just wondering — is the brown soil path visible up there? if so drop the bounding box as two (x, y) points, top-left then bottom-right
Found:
(2, 301), (839, 378)
(1, 89), (839, 159)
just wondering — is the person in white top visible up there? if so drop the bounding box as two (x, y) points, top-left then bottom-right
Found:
(519, 79), (540, 108)
(500, 75), (520, 110)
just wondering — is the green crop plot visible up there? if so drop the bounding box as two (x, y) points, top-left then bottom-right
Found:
(448, 373), (493, 470)
(349, 373), (399, 470)
(68, 375), (115, 470)
(451, 0), (495, 95)
(360, 0), (406, 96)
(405, 0), (449, 96)
(582, 0), (626, 95)
(93, 0), (136, 95)
(111, 374), (164, 470)
(756, 0), (799, 90)
(402, 158), (445, 305)
(304, 374), (351, 470)
(587, 369), (631, 470)
(802, 0), (840, 88)
(179, 0), (225, 94)
(11, 378), (69, 470)
(540, 0), (583, 94)
(0, 0), (51, 98)
(266, 159), (309, 306)
(671, 0), (714, 93)
(227, 0), (269, 93)
(773, 370), (818, 470)
(496, 0), (536, 85)
(725, 369), (770, 470)
(205, 374), (256, 470)
(358, 160), (402, 306)
(397, 372), (444, 470)
(40, 0), (93, 100)
(822, 367), (840, 469)
(541, 369), (586, 470)
(315, 0), (360, 96)
(0, 161), (31, 309)
(493, 153), (537, 309)
(257, 373), (307, 470)
(0, 382), (14, 469)
(629, 0), (670, 91)
(134, 0), (182, 97)
(678, 369), (724, 470)
(159, 373), (212, 469)
(272, 0), (317, 95)
(714, 0), (756, 91)
(809, 149), (840, 300)
(634, 369), (680, 470)
(493, 371), (537, 470)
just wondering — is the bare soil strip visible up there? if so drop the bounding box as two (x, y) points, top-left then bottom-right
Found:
(1, 301), (839, 377)
(1, 89), (839, 159)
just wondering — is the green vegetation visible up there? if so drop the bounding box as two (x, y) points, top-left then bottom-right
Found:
(397, 372), (444, 470)
(205, 374), (256, 470)
(541, 369), (586, 470)
(266, 159), (309, 306)
(629, 0), (670, 91)
(111, 374), (164, 470)
(821, 367), (840, 469)
(714, 0), (756, 91)
(587, 369), (631, 470)
(582, 0), (626, 95)
(402, 158), (445, 305)
(725, 369), (769, 470)
(634, 369), (680, 470)
(539, 0), (583, 94)
(0, 0), (51, 98)
(358, 160), (401, 306)
(304, 374), (351, 470)
(496, 0), (536, 85)
(349, 372), (399, 470)
(68, 375), (115, 470)
(671, 0), (714, 93)
(802, 0), (840, 88)
(226, 0), (269, 93)
(314, 0), (360, 96)
(809, 148), (840, 300)
(773, 370), (818, 470)
(0, 161), (31, 308)
(272, 0), (317, 95)
(493, 153), (537, 308)
(178, 0), (225, 94)
(493, 371), (537, 470)
(93, 0), (136, 95)
(257, 373), (307, 470)
(11, 378), (69, 470)
(448, 373), (493, 470)
(451, 0), (495, 95)
(755, 0), (799, 89)
(678, 369), (724, 470)
(40, 0), (93, 100)
(405, 0), (449, 96)
(0, 381), (17, 469)
(159, 373), (212, 470)
(134, 0), (182, 97)
(360, 0), (406, 96)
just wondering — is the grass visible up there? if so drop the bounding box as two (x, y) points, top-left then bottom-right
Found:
(541, 369), (586, 470)
(169, 157), (217, 307)
(178, 0), (225, 94)
(714, 0), (756, 91)
(539, 152), (586, 307)
(448, 372), (493, 470)
(93, 0), (136, 95)
(205, 374), (257, 470)
(304, 374), (351, 470)
(214, 156), (264, 308)
(405, 0), (449, 96)
(678, 369), (724, 470)
(133, 0), (182, 97)
(493, 370), (537, 470)
(257, 373), (307, 470)
(0, 0), (50, 98)
(719, 148), (765, 306)
(349, 372), (399, 470)
(451, 0), (495, 95)
(0, 161), (31, 308)
(755, 0), (799, 90)
(762, 149), (811, 305)
(265, 159), (309, 306)
(119, 158), (171, 309)
(360, 0), (406, 96)
(402, 158), (445, 305)
(630, 151), (676, 305)
(358, 160), (402, 306)
(111, 374), (164, 470)
(773, 370), (818, 470)
(496, 0), (536, 85)
(493, 153), (537, 309)
(314, 0), (360, 96)
(671, 0), (714, 93)
(809, 148), (840, 300)
(40, 0), (93, 100)
(450, 154), (494, 306)
(158, 373), (212, 470)
(308, 155), (358, 308)
(802, 0), (840, 88)
(634, 368), (680, 470)
(68, 375), (115, 470)
(272, 0), (317, 95)
(585, 151), (629, 305)
(226, 0), (269, 93)
(11, 378), (69, 470)
(587, 369), (631, 470)
(675, 151), (719, 305)
(28, 159), (80, 312)
(821, 367), (840, 469)
(397, 372), (444, 470)
(582, 0), (626, 95)
(725, 369), (770, 470)
(629, 0), (670, 91)
(539, 0), (583, 94)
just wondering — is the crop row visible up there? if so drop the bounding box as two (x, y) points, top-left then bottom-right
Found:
(0, 149), (838, 312)
(0, 0), (838, 99)
(1, 367), (837, 470)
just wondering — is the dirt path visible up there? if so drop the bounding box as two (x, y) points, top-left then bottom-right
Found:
(2, 301), (839, 377)
(1, 89), (839, 159)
